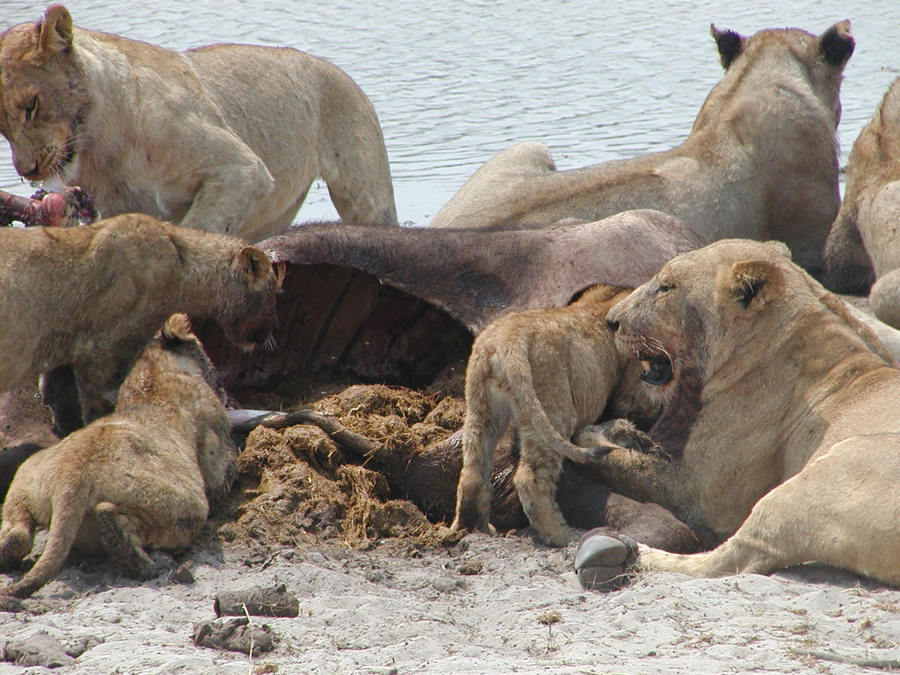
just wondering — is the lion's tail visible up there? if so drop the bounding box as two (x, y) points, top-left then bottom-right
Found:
(501, 342), (612, 465)
(3, 478), (92, 599)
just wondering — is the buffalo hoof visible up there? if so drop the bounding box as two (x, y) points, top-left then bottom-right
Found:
(574, 528), (637, 591)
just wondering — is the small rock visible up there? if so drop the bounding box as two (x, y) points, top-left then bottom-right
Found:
(0, 596), (26, 613)
(4, 632), (76, 668)
(192, 618), (275, 655)
(457, 560), (483, 576)
(432, 577), (462, 593)
(306, 551), (329, 565)
(169, 562), (196, 585)
(214, 584), (299, 618)
(64, 635), (103, 658)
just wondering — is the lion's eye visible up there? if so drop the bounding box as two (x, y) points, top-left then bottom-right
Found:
(24, 96), (38, 122)
(656, 283), (673, 294)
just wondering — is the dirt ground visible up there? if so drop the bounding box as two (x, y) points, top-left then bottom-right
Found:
(1, 377), (899, 673)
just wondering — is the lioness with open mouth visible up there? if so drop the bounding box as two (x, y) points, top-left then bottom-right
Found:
(575, 239), (899, 588)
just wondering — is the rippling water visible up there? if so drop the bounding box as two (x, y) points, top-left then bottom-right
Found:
(2, 0), (898, 226)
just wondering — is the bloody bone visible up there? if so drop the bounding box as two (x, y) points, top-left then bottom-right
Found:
(0, 187), (98, 228)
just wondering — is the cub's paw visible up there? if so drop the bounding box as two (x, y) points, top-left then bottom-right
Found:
(575, 419), (668, 459)
(450, 515), (497, 536)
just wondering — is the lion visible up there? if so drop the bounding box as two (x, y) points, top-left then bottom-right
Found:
(451, 284), (661, 547)
(430, 22), (855, 276)
(824, 77), (900, 328)
(0, 5), (397, 242)
(0, 314), (236, 599)
(0, 212), (278, 433)
(571, 239), (900, 588)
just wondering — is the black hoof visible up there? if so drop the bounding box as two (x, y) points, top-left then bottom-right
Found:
(574, 528), (636, 591)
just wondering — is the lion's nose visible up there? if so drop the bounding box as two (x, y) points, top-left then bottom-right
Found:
(606, 319), (619, 333)
(19, 163), (41, 180)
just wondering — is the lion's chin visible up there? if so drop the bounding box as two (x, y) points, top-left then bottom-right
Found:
(40, 152), (80, 192)
(639, 355), (673, 385)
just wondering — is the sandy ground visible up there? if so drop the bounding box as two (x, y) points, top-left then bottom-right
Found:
(1, 353), (899, 674)
(0, 533), (898, 674)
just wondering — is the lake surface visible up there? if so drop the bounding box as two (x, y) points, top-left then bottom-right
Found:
(2, 0), (898, 226)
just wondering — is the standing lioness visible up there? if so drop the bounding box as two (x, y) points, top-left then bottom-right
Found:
(0, 5), (397, 241)
(0, 212), (278, 430)
(0, 314), (236, 599)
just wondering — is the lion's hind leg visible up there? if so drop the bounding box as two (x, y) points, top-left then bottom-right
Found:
(94, 477), (209, 579)
(1, 481), (92, 598)
(451, 380), (508, 535)
(0, 507), (36, 572)
(513, 448), (571, 547)
(320, 119), (397, 227)
(95, 502), (157, 580)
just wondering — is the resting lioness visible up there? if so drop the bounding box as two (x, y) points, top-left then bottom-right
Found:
(0, 314), (236, 599)
(430, 22), (855, 275)
(0, 212), (278, 431)
(451, 284), (659, 546)
(824, 77), (900, 328)
(0, 5), (397, 241)
(574, 240), (900, 587)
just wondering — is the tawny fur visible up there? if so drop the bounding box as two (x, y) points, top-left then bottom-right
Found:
(0, 212), (278, 428)
(0, 314), (237, 599)
(0, 4), (397, 241)
(451, 284), (655, 546)
(430, 23), (854, 275)
(585, 239), (900, 585)
(824, 77), (900, 327)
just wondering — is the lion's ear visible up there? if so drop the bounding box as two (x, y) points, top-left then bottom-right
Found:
(711, 24), (743, 69)
(161, 313), (194, 346)
(819, 20), (854, 67)
(726, 260), (785, 310)
(39, 5), (74, 56)
(235, 246), (273, 286)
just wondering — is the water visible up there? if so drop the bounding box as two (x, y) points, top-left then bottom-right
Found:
(2, 0), (898, 227)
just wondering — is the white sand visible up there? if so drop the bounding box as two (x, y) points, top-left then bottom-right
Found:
(1, 532), (898, 674)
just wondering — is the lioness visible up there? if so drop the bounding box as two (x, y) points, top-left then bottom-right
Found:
(0, 314), (236, 599)
(574, 240), (900, 587)
(0, 5), (397, 241)
(451, 284), (659, 546)
(430, 22), (855, 275)
(0, 212), (278, 431)
(825, 77), (900, 328)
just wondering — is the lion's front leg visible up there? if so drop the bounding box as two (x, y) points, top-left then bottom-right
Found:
(573, 424), (685, 510)
(176, 140), (275, 237)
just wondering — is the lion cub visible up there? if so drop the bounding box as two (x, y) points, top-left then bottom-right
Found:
(451, 284), (655, 546)
(0, 212), (278, 433)
(0, 314), (236, 599)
